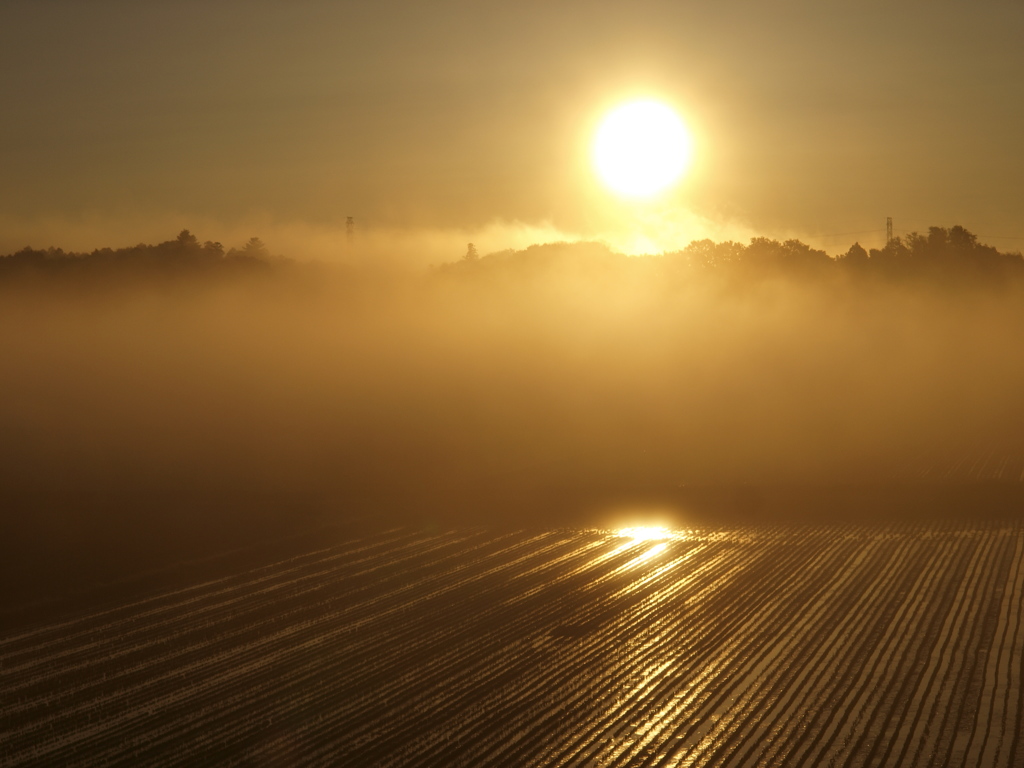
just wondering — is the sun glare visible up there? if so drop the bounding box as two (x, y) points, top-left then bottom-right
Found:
(617, 526), (673, 543)
(593, 100), (692, 198)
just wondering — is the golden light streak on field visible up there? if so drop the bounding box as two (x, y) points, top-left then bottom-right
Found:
(617, 526), (674, 542)
(4, 525), (1024, 766)
(623, 541), (670, 568)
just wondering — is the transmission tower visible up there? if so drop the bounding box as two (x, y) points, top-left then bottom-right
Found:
(886, 217), (893, 245)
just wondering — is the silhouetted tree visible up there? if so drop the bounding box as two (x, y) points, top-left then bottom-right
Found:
(842, 242), (869, 266)
(203, 241), (225, 257)
(899, 225), (1022, 280)
(680, 239), (745, 270)
(742, 237), (831, 273)
(868, 236), (912, 276)
(226, 237), (270, 261)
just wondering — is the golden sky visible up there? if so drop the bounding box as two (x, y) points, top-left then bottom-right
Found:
(2, 1), (1023, 258)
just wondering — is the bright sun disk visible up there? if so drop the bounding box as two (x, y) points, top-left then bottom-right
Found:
(594, 100), (692, 198)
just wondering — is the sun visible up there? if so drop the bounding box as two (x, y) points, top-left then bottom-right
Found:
(593, 100), (693, 198)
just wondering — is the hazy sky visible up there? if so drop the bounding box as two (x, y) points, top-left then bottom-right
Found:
(2, 1), (1023, 257)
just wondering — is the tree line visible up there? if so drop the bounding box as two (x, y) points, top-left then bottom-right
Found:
(4, 224), (1022, 286)
(675, 225), (1023, 281)
(0, 230), (277, 280)
(443, 225), (1024, 287)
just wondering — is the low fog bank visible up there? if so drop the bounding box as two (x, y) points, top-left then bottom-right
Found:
(3, 231), (1024, 604)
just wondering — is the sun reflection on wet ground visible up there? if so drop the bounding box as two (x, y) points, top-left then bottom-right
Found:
(617, 526), (676, 542)
(6, 525), (1024, 766)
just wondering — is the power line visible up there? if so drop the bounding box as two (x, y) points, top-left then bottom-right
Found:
(885, 218), (1024, 242)
(807, 229), (887, 239)
(893, 228), (1024, 242)
(756, 229), (885, 241)
(802, 220), (1024, 247)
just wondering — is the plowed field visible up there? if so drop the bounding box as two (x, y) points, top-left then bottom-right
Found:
(4, 525), (1024, 767)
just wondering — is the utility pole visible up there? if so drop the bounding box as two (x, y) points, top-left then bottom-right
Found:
(886, 217), (893, 245)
